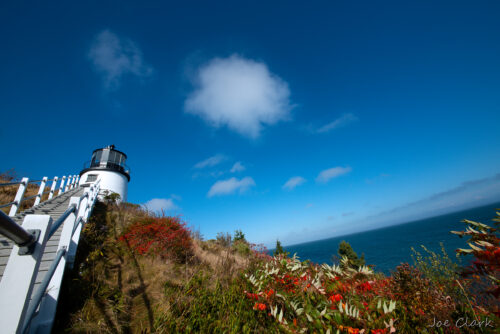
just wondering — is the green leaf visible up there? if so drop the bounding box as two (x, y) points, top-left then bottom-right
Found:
(468, 243), (483, 251)
(462, 219), (492, 230)
(476, 240), (494, 247)
(333, 312), (341, 323)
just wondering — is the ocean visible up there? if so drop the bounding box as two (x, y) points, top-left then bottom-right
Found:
(279, 202), (500, 274)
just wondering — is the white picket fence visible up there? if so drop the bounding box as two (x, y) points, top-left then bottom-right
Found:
(0, 174), (80, 217)
(0, 176), (101, 334)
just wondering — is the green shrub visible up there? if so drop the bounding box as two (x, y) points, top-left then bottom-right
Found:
(216, 232), (232, 247)
(234, 229), (246, 242)
(233, 240), (251, 256)
(273, 239), (289, 257)
(158, 272), (280, 333)
(411, 243), (460, 287)
(336, 240), (365, 269)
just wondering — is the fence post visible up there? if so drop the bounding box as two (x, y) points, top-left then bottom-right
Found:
(86, 184), (99, 219)
(75, 175), (80, 187)
(9, 177), (29, 217)
(48, 177), (58, 200)
(0, 215), (52, 334)
(59, 176), (66, 195)
(34, 177), (47, 207)
(67, 190), (89, 267)
(28, 197), (80, 334)
(64, 176), (70, 192)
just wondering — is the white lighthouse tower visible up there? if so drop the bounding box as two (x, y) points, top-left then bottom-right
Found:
(79, 145), (130, 201)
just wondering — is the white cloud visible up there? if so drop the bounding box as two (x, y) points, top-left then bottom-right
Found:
(316, 113), (358, 133)
(207, 176), (256, 197)
(230, 161), (246, 173)
(88, 30), (153, 90)
(316, 166), (352, 183)
(282, 176), (306, 190)
(144, 198), (178, 212)
(170, 194), (182, 201)
(194, 154), (227, 169)
(184, 54), (292, 138)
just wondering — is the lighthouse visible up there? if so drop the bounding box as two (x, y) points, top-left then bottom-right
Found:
(79, 145), (130, 201)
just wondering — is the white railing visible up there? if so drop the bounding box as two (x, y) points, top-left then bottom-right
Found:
(0, 179), (101, 334)
(0, 174), (79, 217)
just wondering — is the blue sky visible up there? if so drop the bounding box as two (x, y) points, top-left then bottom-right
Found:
(1, 1), (499, 246)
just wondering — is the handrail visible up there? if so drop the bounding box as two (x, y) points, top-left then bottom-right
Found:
(0, 179), (52, 187)
(0, 210), (37, 249)
(79, 193), (89, 203)
(0, 201), (16, 209)
(22, 194), (38, 202)
(72, 216), (83, 236)
(48, 205), (77, 238)
(21, 247), (67, 334)
(0, 181), (23, 187)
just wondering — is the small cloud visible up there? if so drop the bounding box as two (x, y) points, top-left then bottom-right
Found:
(144, 198), (178, 212)
(305, 203), (314, 209)
(88, 30), (153, 90)
(342, 212), (354, 217)
(327, 216), (335, 221)
(316, 166), (352, 184)
(170, 194), (182, 201)
(184, 54), (293, 138)
(282, 176), (306, 190)
(208, 176), (256, 197)
(230, 161), (246, 173)
(194, 154), (227, 169)
(316, 113), (358, 134)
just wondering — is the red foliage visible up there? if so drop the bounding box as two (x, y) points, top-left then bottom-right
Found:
(119, 215), (192, 262)
(329, 293), (343, 303)
(245, 292), (260, 300)
(357, 281), (373, 292)
(253, 302), (267, 311)
(454, 218), (500, 311)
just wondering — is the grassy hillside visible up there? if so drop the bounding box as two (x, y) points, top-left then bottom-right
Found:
(53, 200), (280, 333)
(42, 200), (498, 333)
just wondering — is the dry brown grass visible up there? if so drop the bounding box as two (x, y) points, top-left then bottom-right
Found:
(0, 170), (54, 214)
(192, 239), (249, 279)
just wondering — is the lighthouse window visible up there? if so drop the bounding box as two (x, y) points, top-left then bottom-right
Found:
(108, 151), (118, 164)
(86, 174), (98, 182)
(91, 151), (102, 167)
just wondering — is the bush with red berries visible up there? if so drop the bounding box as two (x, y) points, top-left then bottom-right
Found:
(119, 215), (192, 262)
